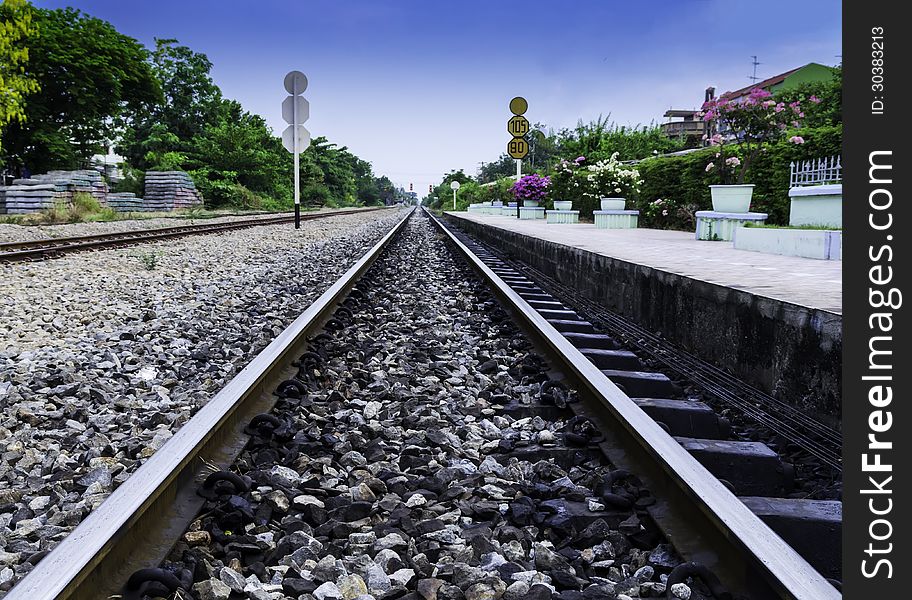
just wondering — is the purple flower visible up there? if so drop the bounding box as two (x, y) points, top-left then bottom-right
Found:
(510, 174), (551, 202)
(788, 135), (805, 144)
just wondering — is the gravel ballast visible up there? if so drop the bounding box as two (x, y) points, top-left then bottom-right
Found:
(137, 213), (695, 600)
(0, 207), (377, 244)
(0, 208), (407, 592)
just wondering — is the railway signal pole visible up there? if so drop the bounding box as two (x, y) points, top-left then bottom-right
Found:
(507, 97), (529, 218)
(282, 71), (311, 229)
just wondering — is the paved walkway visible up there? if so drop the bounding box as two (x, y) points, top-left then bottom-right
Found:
(448, 213), (842, 314)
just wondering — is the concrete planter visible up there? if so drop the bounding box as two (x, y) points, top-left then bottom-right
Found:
(553, 201), (573, 210)
(600, 197), (626, 210)
(709, 184), (754, 213)
(524, 199), (540, 208)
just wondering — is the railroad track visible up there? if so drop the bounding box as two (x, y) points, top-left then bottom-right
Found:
(0, 207), (390, 262)
(5, 208), (838, 600)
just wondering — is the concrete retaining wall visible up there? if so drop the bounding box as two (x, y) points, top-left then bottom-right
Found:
(733, 227), (842, 260)
(446, 213), (842, 426)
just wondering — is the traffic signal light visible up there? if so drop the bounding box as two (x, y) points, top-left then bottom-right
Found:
(409, 183), (413, 192)
(429, 184), (433, 193)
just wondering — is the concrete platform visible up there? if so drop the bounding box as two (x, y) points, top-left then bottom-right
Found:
(444, 211), (842, 422)
(449, 212), (840, 312)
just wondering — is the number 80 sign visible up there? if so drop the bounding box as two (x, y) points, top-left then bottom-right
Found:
(507, 137), (529, 159)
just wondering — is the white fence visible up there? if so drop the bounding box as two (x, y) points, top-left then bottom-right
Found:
(790, 156), (842, 187)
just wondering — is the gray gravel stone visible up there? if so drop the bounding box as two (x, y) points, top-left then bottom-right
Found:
(193, 578), (232, 600)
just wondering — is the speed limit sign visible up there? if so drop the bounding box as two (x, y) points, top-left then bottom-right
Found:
(507, 115), (529, 137)
(507, 137), (529, 159)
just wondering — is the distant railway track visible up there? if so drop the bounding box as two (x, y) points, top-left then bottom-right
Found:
(0, 207), (391, 262)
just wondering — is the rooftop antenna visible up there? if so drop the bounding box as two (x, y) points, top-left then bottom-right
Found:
(749, 55), (762, 83)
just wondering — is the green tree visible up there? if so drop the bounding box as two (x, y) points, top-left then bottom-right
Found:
(477, 155), (516, 183)
(185, 99), (291, 205)
(375, 175), (396, 205)
(773, 66), (842, 128)
(1, 7), (160, 171)
(118, 38), (222, 168)
(0, 0), (39, 154)
(306, 136), (358, 205)
(556, 115), (686, 162)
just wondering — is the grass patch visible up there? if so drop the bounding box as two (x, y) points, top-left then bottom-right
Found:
(0, 193), (119, 225)
(743, 222), (842, 231)
(0, 204), (294, 227)
(131, 250), (163, 271)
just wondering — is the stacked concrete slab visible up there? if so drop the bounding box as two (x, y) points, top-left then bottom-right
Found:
(143, 171), (203, 212)
(0, 169), (203, 215)
(2, 180), (65, 214)
(43, 170), (108, 204)
(106, 192), (144, 212)
(0, 170), (109, 214)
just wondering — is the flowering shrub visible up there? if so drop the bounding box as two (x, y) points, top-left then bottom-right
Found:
(549, 157), (584, 204)
(642, 197), (699, 230)
(700, 87), (819, 183)
(510, 173), (551, 203)
(583, 152), (642, 199)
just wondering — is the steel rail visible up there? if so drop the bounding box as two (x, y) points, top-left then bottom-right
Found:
(425, 208), (838, 600)
(4, 207), (414, 600)
(0, 207), (391, 262)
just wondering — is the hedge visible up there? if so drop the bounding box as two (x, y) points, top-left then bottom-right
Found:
(633, 125), (842, 228)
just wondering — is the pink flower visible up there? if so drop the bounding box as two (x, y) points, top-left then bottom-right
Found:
(705, 162), (715, 172)
(809, 95), (821, 103)
(574, 156), (585, 163)
(789, 135), (805, 144)
(703, 110), (716, 121)
(662, 209), (669, 216)
(774, 103), (785, 113)
(725, 156), (741, 167)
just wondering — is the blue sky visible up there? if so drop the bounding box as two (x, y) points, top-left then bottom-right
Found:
(38, 0), (841, 194)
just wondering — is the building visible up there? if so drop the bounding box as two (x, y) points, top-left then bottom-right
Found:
(660, 109), (705, 141)
(660, 87), (716, 141)
(719, 62), (836, 104)
(660, 63), (836, 142)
